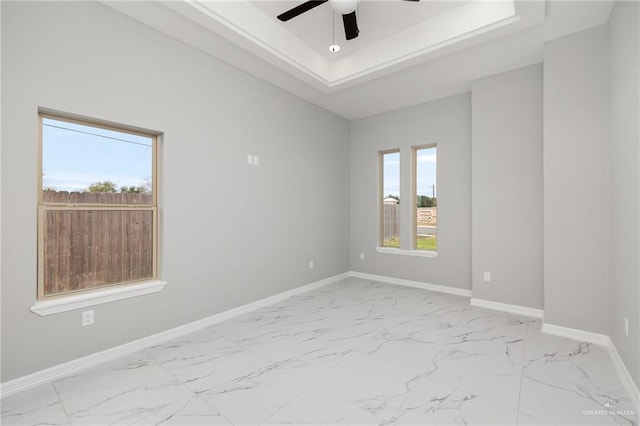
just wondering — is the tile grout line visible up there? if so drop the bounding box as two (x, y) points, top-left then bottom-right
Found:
(255, 279), (444, 424)
(514, 318), (532, 425)
(141, 337), (241, 425)
(253, 279), (403, 423)
(420, 306), (532, 419)
(376, 298), (474, 423)
(144, 327), (310, 426)
(201, 279), (372, 425)
(50, 381), (73, 425)
(256, 385), (314, 425)
(193, 395), (236, 426)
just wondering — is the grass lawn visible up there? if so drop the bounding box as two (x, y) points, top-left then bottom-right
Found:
(383, 236), (437, 251)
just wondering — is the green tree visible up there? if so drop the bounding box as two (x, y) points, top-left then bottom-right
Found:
(120, 185), (147, 194)
(417, 195), (437, 208)
(88, 180), (118, 193)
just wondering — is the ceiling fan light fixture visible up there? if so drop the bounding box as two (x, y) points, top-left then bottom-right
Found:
(329, 44), (341, 53)
(329, 0), (357, 15)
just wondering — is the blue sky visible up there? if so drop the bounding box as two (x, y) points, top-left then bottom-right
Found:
(42, 118), (152, 192)
(383, 147), (436, 199)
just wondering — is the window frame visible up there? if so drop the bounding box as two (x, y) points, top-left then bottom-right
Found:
(412, 143), (437, 252)
(37, 112), (160, 301)
(378, 148), (400, 248)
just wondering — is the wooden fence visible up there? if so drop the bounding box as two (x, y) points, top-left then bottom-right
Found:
(43, 190), (152, 205)
(383, 204), (400, 242)
(383, 206), (438, 242)
(42, 191), (153, 297)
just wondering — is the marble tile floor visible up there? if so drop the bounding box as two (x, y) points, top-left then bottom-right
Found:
(2, 277), (637, 425)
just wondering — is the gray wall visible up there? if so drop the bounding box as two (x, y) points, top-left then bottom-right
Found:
(3, 0), (639, 390)
(1, 1), (350, 382)
(543, 25), (610, 334)
(349, 94), (472, 290)
(0, 0), (3, 384)
(608, 0), (639, 387)
(471, 64), (544, 309)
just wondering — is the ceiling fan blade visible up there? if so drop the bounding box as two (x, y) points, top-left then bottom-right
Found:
(277, 0), (328, 22)
(342, 10), (359, 40)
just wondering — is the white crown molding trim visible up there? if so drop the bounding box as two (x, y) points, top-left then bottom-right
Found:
(470, 297), (544, 319)
(126, 0), (543, 92)
(541, 322), (611, 346)
(349, 271), (472, 298)
(607, 339), (640, 414)
(1, 272), (349, 400)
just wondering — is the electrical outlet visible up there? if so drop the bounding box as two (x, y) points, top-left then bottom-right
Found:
(253, 155), (260, 165)
(624, 317), (629, 336)
(360, 253), (365, 260)
(247, 154), (253, 165)
(309, 260), (314, 269)
(483, 272), (491, 282)
(82, 310), (94, 327)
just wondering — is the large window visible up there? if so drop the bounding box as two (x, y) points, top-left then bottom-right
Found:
(38, 113), (158, 299)
(413, 145), (437, 251)
(379, 150), (400, 247)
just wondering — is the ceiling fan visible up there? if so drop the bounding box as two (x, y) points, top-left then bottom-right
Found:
(277, 0), (420, 41)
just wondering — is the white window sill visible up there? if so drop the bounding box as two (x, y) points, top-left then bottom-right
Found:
(31, 280), (167, 316)
(376, 247), (439, 258)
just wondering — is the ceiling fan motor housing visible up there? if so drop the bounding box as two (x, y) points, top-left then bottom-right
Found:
(329, 0), (358, 15)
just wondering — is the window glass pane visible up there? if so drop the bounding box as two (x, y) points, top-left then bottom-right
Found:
(416, 146), (437, 251)
(42, 117), (153, 203)
(43, 210), (153, 296)
(382, 151), (400, 247)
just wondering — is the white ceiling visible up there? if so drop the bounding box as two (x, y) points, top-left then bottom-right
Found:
(251, 0), (472, 60)
(104, 0), (614, 119)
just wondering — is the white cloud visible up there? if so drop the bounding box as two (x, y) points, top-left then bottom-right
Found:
(417, 154), (436, 163)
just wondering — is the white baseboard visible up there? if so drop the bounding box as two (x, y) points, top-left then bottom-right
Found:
(607, 338), (640, 413)
(0, 272), (349, 399)
(349, 271), (473, 298)
(5, 268), (638, 418)
(541, 322), (611, 346)
(539, 322), (640, 414)
(470, 298), (544, 319)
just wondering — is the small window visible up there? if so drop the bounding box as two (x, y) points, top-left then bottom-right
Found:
(413, 145), (437, 251)
(38, 113), (158, 299)
(379, 150), (400, 248)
